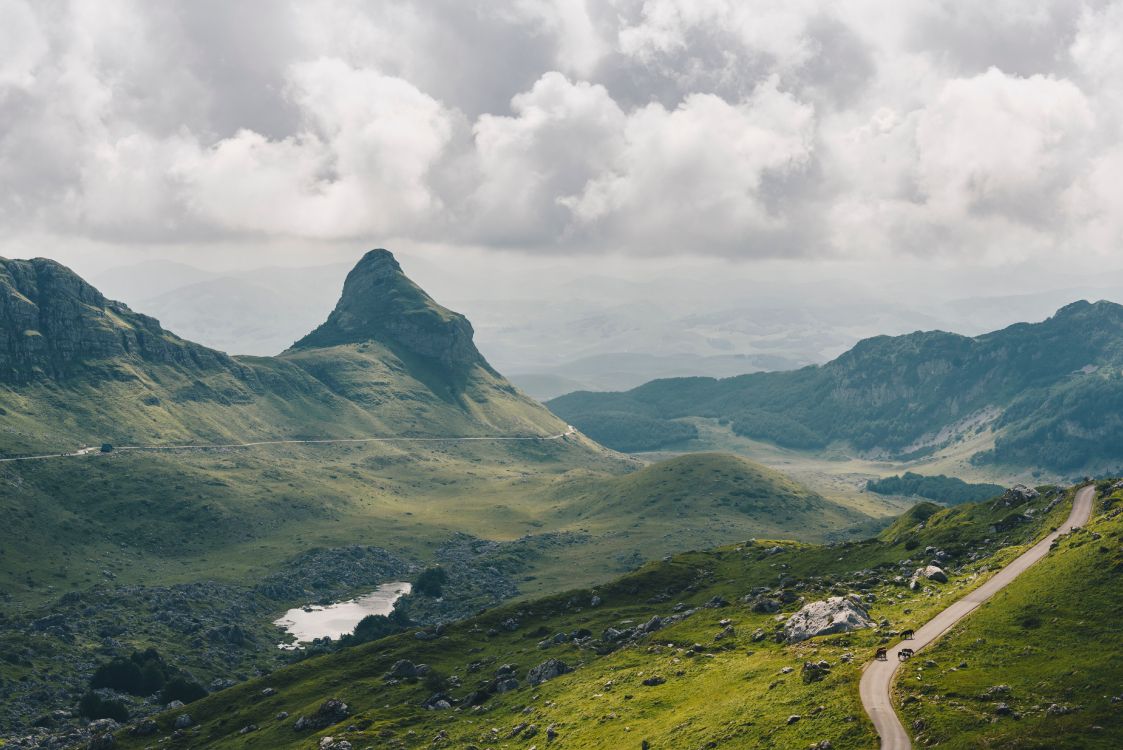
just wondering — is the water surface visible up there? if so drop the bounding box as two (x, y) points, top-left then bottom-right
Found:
(275, 581), (411, 646)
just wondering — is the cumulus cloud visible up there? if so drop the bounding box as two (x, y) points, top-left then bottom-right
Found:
(561, 77), (817, 253)
(469, 73), (627, 245)
(1, 0), (1122, 262)
(181, 59), (456, 238)
(915, 68), (1094, 223)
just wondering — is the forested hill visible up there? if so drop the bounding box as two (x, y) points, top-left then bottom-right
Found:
(548, 300), (1123, 472)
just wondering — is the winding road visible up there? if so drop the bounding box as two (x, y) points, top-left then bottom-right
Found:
(859, 484), (1095, 749)
(0, 425), (578, 464)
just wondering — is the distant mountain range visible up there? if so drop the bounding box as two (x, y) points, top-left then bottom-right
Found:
(550, 300), (1123, 472)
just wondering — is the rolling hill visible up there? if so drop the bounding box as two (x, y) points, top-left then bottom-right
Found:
(549, 300), (1123, 472)
(547, 452), (869, 536)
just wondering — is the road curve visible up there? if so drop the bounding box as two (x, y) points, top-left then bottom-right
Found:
(859, 484), (1095, 749)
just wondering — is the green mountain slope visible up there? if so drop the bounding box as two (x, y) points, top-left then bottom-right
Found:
(898, 480), (1123, 748)
(0, 249), (599, 605)
(547, 452), (869, 536)
(549, 300), (1123, 471)
(0, 250), (564, 455)
(102, 484), (1109, 750)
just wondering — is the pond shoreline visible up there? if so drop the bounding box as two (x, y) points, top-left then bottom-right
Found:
(274, 581), (412, 647)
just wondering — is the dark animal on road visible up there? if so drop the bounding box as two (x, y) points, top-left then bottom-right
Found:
(875, 647), (888, 661)
(898, 648), (915, 662)
(900, 629), (914, 640)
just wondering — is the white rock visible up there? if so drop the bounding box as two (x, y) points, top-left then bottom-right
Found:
(914, 565), (948, 584)
(783, 596), (874, 643)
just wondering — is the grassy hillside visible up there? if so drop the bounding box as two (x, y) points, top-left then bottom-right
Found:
(99, 485), (1094, 750)
(0, 450), (889, 610)
(547, 453), (871, 539)
(0, 445), (911, 734)
(0, 252), (917, 738)
(550, 300), (1123, 473)
(898, 480), (1123, 748)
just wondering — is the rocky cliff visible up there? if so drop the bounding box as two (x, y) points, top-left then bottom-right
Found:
(0, 258), (239, 383)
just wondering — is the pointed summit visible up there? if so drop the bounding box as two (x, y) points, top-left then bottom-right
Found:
(290, 249), (485, 368)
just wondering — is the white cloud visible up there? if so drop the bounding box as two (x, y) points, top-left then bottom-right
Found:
(0, 0), (46, 89)
(561, 77), (817, 252)
(2, 0), (1123, 264)
(180, 59), (455, 239)
(469, 73), (626, 244)
(915, 68), (1094, 222)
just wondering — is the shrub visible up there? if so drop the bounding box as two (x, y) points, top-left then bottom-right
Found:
(867, 472), (1004, 505)
(90, 649), (194, 699)
(78, 692), (129, 722)
(422, 668), (448, 692)
(414, 567), (449, 598)
(90, 658), (144, 695)
(160, 677), (207, 704)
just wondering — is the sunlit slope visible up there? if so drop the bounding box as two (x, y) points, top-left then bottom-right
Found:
(898, 481), (1123, 748)
(548, 452), (868, 535)
(108, 485), (1092, 750)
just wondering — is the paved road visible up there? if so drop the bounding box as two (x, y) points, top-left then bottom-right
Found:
(859, 484), (1095, 749)
(0, 426), (578, 464)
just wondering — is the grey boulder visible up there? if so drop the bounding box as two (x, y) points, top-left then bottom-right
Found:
(783, 596), (874, 643)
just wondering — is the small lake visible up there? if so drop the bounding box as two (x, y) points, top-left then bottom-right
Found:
(274, 581), (411, 647)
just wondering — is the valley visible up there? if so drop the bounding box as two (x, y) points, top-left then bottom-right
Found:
(1, 251), (1117, 748)
(0, 252), (910, 740)
(6, 8), (1122, 748)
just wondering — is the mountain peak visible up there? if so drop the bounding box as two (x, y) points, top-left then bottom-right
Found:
(290, 249), (485, 369)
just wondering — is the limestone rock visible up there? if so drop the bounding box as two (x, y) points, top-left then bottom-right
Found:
(913, 565), (948, 584)
(783, 596), (874, 643)
(526, 658), (571, 686)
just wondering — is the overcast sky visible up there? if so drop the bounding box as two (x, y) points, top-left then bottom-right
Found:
(2, 1), (1123, 302)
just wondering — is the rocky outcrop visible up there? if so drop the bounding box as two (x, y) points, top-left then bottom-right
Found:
(911, 565), (948, 588)
(293, 698), (349, 732)
(784, 596), (874, 643)
(0, 258), (241, 383)
(1000, 484), (1039, 506)
(526, 658), (571, 686)
(290, 249), (485, 369)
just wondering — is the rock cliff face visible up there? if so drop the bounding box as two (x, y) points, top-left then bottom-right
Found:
(0, 258), (238, 383)
(290, 249), (485, 369)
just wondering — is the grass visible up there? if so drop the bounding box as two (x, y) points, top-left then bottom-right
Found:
(0, 443), (910, 611)
(897, 482), (1123, 748)
(106, 484), (1083, 749)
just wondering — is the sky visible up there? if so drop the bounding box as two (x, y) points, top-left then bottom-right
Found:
(2, 1), (1123, 377)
